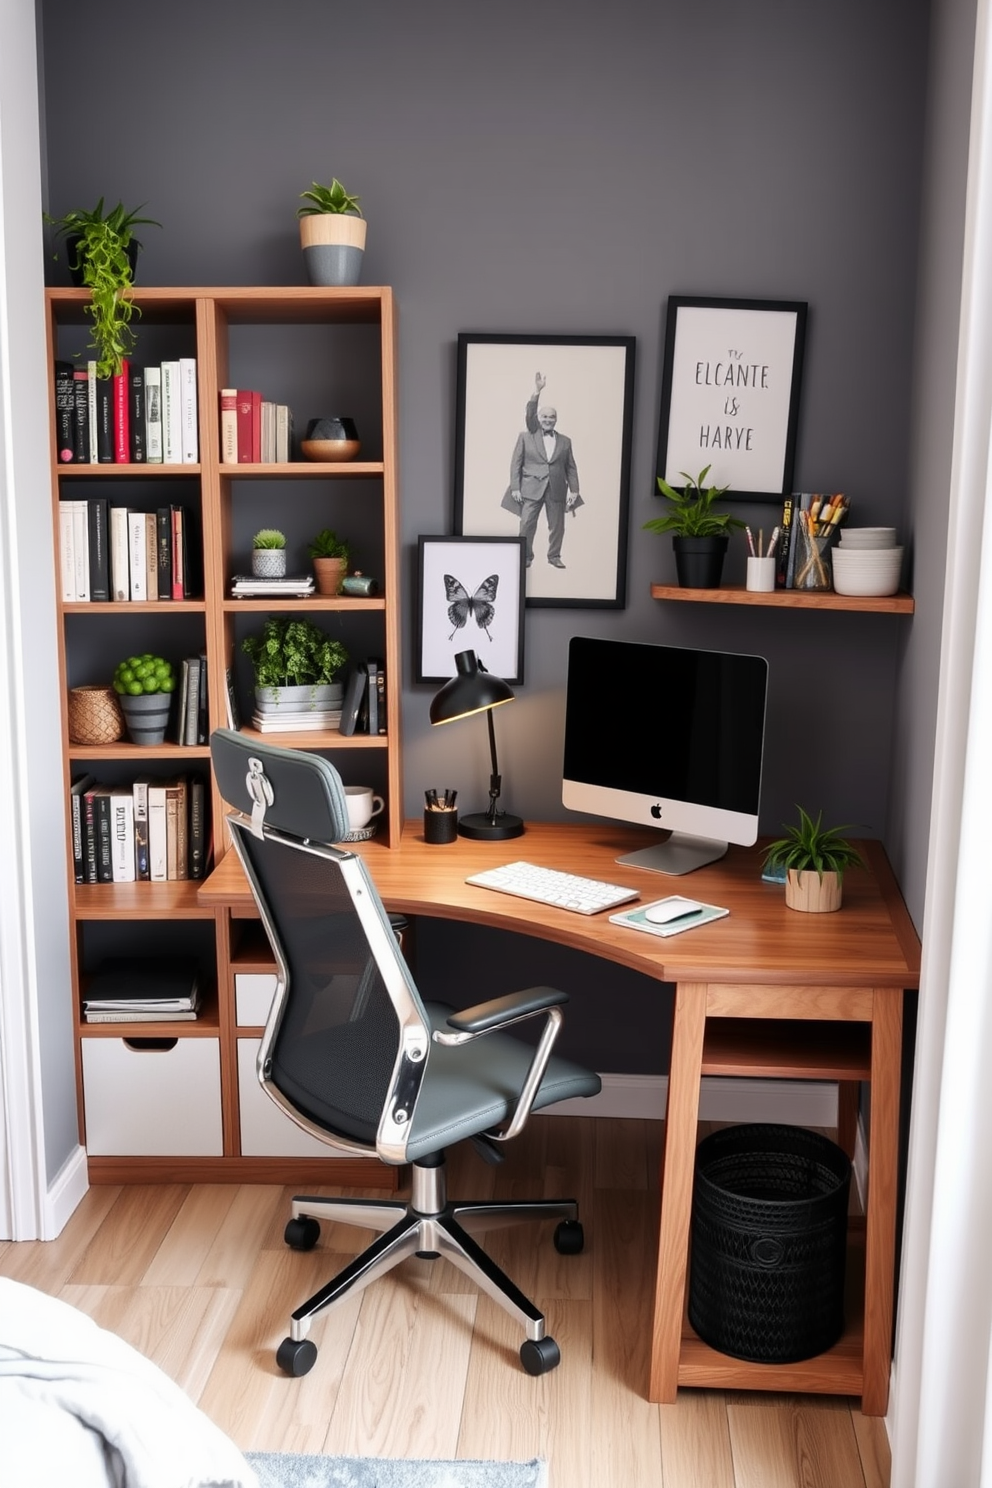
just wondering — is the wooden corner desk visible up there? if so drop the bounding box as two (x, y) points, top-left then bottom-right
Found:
(198, 820), (921, 1414)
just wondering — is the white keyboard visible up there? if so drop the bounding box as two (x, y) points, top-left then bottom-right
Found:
(465, 860), (639, 916)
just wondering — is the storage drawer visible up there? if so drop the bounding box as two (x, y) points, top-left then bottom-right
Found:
(238, 1038), (334, 1157)
(81, 1037), (223, 1156)
(235, 972), (279, 1026)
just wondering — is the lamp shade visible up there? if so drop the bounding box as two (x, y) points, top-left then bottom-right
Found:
(429, 650), (515, 724)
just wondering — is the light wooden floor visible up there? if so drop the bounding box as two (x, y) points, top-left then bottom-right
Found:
(0, 1115), (890, 1488)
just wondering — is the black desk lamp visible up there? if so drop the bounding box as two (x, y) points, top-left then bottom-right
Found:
(429, 649), (524, 840)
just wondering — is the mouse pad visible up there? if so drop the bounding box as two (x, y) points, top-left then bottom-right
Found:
(609, 897), (730, 938)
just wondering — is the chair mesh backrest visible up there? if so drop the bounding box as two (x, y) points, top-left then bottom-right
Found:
(232, 820), (413, 1146)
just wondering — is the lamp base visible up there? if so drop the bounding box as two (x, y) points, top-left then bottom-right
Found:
(457, 811), (525, 841)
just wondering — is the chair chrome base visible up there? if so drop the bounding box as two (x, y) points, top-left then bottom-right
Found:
(277, 1155), (582, 1377)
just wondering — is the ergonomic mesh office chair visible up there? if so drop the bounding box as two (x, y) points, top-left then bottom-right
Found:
(210, 729), (601, 1377)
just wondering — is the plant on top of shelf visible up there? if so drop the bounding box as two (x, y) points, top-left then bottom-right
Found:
(297, 179), (362, 217)
(307, 527), (352, 596)
(297, 178), (366, 287)
(252, 528), (286, 549)
(643, 464), (745, 588)
(44, 198), (161, 378)
(307, 527), (350, 560)
(763, 806), (863, 914)
(112, 652), (176, 697)
(242, 616), (349, 702)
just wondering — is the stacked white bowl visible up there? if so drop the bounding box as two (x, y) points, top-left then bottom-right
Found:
(831, 528), (902, 596)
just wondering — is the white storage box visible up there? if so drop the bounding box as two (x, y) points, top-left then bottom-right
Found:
(82, 1037), (223, 1156)
(238, 1039), (336, 1157)
(234, 972), (279, 1026)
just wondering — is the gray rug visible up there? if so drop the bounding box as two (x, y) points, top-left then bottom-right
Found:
(245, 1453), (547, 1488)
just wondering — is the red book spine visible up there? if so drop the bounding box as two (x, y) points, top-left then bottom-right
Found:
(236, 391), (253, 463)
(113, 359), (130, 463)
(251, 390), (262, 463)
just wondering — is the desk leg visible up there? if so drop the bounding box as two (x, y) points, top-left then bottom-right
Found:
(861, 988), (903, 1415)
(649, 981), (707, 1402)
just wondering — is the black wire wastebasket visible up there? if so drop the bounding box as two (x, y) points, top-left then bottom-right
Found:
(688, 1123), (852, 1364)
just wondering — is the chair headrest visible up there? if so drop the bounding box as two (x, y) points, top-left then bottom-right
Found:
(210, 729), (351, 843)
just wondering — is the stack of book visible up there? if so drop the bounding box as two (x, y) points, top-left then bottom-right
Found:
(58, 498), (198, 603)
(219, 389), (293, 463)
(339, 657), (387, 736)
(82, 955), (201, 1023)
(230, 573), (315, 598)
(70, 773), (209, 884)
(250, 702), (343, 733)
(55, 358), (198, 466)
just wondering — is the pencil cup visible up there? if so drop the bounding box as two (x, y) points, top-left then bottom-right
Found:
(746, 556), (777, 593)
(424, 808), (458, 844)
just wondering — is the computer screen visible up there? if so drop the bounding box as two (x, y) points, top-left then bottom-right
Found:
(562, 636), (768, 875)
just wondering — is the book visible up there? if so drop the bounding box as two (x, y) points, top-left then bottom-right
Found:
(220, 388), (238, 464)
(161, 360), (182, 463)
(147, 782), (169, 881)
(82, 954), (200, 1011)
(110, 505), (130, 601)
(72, 368), (90, 463)
(229, 575), (314, 598)
(775, 495), (795, 589)
(94, 376), (114, 463)
(128, 510), (148, 601)
(180, 357), (198, 463)
(236, 389), (254, 462)
(144, 366), (163, 462)
(365, 658), (379, 736)
(84, 1003), (202, 1024)
(608, 897), (730, 938)
(129, 364), (146, 462)
(166, 776), (188, 879)
(260, 399), (274, 462)
(156, 507), (173, 600)
(183, 655), (201, 745)
(171, 505), (185, 599)
(250, 712), (342, 733)
(132, 778), (151, 881)
(71, 500), (90, 600)
(197, 650), (208, 744)
(188, 775), (207, 880)
(57, 501), (77, 601)
(276, 403), (293, 463)
(373, 658), (387, 735)
(224, 667), (242, 731)
(113, 359), (130, 463)
(87, 360), (98, 466)
(145, 503), (159, 600)
(109, 788), (135, 882)
(93, 786), (114, 883)
(87, 497), (110, 602)
(82, 783), (101, 884)
(54, 360), (75, 462)
(174, 660), (190, 746)
(338, 665), (368, 737)
(250, 390), (262, 462)
(70, 773), (96, 883)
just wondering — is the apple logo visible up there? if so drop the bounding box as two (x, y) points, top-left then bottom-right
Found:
(650, 804), (663, 819)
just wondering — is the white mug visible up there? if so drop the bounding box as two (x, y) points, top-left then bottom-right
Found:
(345, 785), (385, 831)
(746, 555), (777, 593)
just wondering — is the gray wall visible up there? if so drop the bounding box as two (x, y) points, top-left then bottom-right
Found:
(39, 0), (936, 1068)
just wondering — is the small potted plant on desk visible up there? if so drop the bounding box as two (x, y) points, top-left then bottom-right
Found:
(763, 806), (863, 913)
(242, 616), (349, 717)
(307, 527), (351, 595)
(44, 198), (160, 378)
(297, 177), (366, 286)
(643, 464), (745, 588)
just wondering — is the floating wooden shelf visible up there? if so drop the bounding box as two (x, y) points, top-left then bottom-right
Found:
(651, 583), (914, 614)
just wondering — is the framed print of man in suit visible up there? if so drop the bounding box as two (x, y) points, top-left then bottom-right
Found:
(502, 372), (584, 568)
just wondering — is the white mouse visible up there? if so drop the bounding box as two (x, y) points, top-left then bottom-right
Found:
(644, 898), (704, 925)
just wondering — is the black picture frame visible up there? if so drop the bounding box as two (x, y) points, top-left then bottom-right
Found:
(655, 296), (807, 503)
(454, 333), (636, 608)
(416, 535), (526, 685)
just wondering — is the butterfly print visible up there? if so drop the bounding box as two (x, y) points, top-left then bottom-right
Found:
(444, 573), (498, 641)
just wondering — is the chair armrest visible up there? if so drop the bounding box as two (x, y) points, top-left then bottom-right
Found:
(433, 986), (568, 1142)
(440, 986), (567, 1036)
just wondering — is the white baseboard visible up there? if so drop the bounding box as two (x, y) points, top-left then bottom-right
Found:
(547, 1072), (839, 1126)
(43, 1145), (89, 1240)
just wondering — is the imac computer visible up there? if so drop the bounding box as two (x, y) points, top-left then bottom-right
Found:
(562, 636), (768, 875)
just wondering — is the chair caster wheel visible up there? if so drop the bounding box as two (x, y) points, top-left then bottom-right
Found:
(284, 1216), (320, 1251)
(520, 1335), (561, 1376)
(554, 1219), (584, 1254)
(276, 1336), (317, 1377)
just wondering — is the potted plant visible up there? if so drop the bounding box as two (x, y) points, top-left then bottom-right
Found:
(44, 199), (161, 378)
(307, 527), (351, 594)
(763, 806), (864, 913)
(242, 616), (349, 713)
(297, 178), (366, 287)
(112, 652), (176, 745)
(252, 528), (287, 578)
(643, 465), (745, 588)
